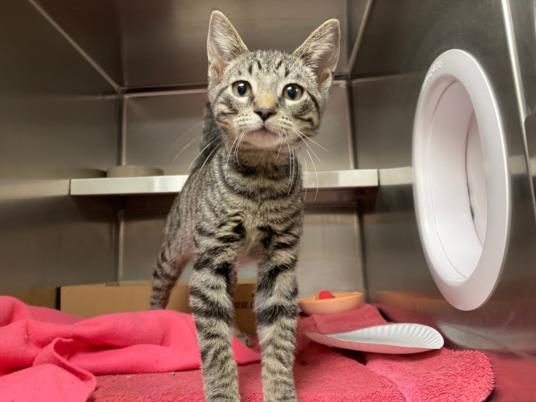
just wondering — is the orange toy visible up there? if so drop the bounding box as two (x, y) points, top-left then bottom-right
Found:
(299, 290), (364, 315)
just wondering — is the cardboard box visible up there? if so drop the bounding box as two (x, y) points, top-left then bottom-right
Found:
(2, 287), (57, 308)
(61, 280), (257, 334)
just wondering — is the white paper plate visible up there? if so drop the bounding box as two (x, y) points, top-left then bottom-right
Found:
(306, 323), (444, 354)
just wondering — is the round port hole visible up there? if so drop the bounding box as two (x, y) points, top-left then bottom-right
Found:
(413, 49), (510, 310)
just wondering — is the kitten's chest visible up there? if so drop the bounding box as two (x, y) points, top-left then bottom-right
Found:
(241, 210), (267, 256)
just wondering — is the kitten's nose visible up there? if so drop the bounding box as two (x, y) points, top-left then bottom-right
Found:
(254, 108), (275, 121)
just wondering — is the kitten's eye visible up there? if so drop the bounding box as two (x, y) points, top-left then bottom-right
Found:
(283, 84), (303, 100)
(232, 81), (251, 97)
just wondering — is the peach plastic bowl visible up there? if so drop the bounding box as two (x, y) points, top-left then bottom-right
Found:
(298, 292), (364, 315)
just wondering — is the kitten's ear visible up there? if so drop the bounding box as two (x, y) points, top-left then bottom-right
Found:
(293, 19), (340, 87)
(207, 11), (248, 80)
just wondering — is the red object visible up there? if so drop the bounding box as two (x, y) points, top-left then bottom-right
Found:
(0, 297), (494, 402)
(316, 290), (335, 299)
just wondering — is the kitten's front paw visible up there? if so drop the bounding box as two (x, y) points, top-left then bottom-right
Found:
(264, 394), (297, 402)
(263, 382), (297, 402)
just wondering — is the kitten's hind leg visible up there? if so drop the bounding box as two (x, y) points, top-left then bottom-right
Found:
(149, 242), (189, 309)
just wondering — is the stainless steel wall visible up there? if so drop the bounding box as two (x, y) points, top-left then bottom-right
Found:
(0, 0), (120, 289)
(527, 112), (536, 210)
(351, 1), (536, 399)
(36, 0), (365, 89)
(509, 0), (536, 222)
(2, 0), (535, 398)
(27, 0), (371, 294)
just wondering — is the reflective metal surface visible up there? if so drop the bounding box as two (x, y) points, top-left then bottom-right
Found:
(124, 82), (355, 172)
(527, 111), (536, 213)
(35, 0), (370, 89)
(0, 0), (119, 289)
(124, 89), (207, 174)
(508, 0), (536, 116)
(352, 1), (536, 399)
(27, 0), (122, 93)
(33, 0), (123, 88)
(3, 0), (536, 398)
(505, 0), (536, 224)
(508, 0), (536, 223)
(70, 170), (378, 196)
(117, 0), (352, 88)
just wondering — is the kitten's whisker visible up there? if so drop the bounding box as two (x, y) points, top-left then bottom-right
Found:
(170, 120), (205, 163)
(171, 136), (198, 163)
(192, 145), (219, 189)
(199, 146), (219, 174)
(301, 137), (321, 160)
(291, 147), (297, 195)
(284, 132), (294, 194)
(300, 150), (309, 201)
(271, 125), (292, 159)
(234, 129), (247, 165)
(305, 148), (319, 202)
(229, 127), (247, 166)
(300, 131), (329, 153)
(294, 126), (329, 153)
(293, 127), (322, 162)
(300, 138), (322, 163)
(276, 132), (284, 159)
(186, 138), (219, 173)
(227, 132), (241, 166)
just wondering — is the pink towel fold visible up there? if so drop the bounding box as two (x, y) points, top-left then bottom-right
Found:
(0, 296), (494, 402)
(298, 304), (495, 402)
(92, 344), (406, 402)
(366, 350), (494, 402)
(0, 296), (259, 402)
(296, 304), (386, 352)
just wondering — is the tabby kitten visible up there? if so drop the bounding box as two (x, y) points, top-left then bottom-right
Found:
(149, 11), (340, 402)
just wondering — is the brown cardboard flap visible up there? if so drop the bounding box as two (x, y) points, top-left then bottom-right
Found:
(1, 287), (57, 308)
(61, 281), (190, 317)
(61, 280), (257, 334)
(233, 281), (256, 335)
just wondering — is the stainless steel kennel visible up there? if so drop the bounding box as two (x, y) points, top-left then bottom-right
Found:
(1, 1), (535, 400)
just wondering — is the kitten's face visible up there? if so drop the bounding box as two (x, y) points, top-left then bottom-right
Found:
(206, 12), (340, 152)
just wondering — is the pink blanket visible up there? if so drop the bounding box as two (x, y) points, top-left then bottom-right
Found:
(0, 296), (258, 402)
(298, 305), (495, 402)
(0, 296), (494, 402)
(92, 343), (405, 402)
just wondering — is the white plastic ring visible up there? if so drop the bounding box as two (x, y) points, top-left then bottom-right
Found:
(413, 49), (510, 310)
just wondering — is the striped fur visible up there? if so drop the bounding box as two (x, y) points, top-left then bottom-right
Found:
(150, 11), (340, 402)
